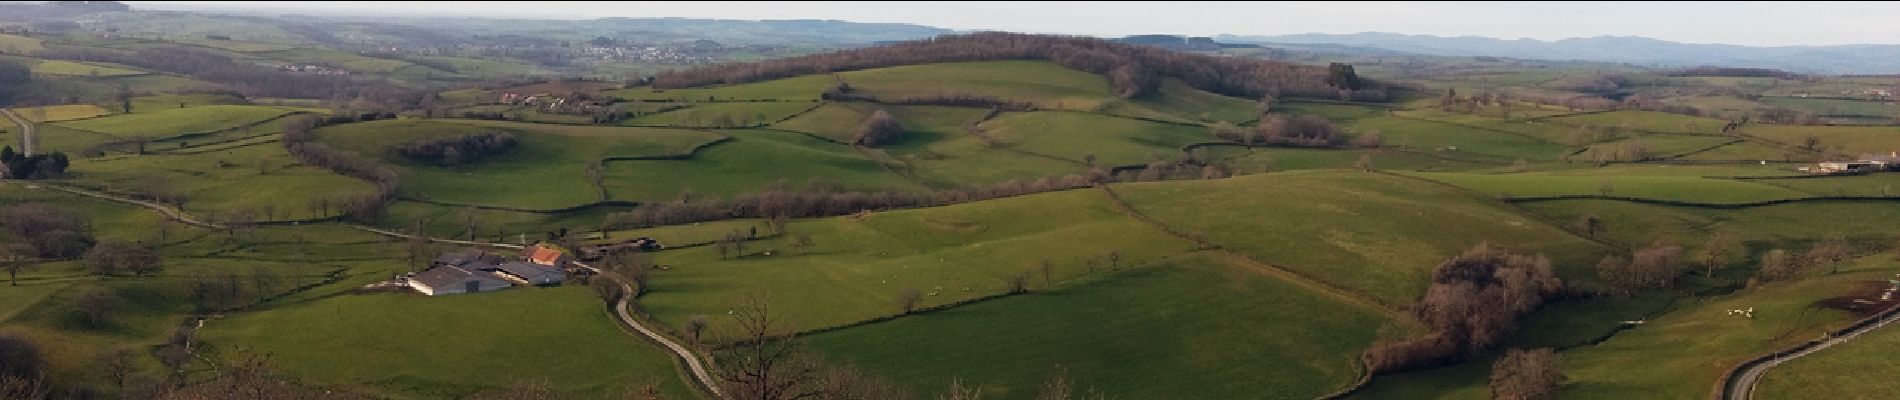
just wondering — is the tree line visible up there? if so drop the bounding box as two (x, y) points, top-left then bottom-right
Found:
(1367, 243), (1564, 373)
(0, 147), (70, 180)
(654, 32), (1388, 102)
(281, 114), (401, 221)
(391, 131), (519, 166)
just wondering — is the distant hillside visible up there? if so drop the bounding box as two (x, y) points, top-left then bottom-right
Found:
(1219, 32), (1900, 74)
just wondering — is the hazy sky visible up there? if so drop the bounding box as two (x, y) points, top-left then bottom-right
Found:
(131, 1), (1900, 46)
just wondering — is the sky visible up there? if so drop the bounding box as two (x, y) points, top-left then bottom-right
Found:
(130, 1), (1900, 47)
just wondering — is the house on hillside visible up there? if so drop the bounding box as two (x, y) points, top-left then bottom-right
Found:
(495, 262), (566, 285)
(1814, 152), (1900, 174)
(522, 243), (574, 268)
(409, 264), (513, 296)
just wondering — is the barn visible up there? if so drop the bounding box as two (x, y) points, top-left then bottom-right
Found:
(409, 264), (513, 296)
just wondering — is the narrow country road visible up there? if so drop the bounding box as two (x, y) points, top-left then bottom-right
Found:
(2, 109), (32, 156)
(346, 224), (727, 399)
(1724, 305), (1900, 400)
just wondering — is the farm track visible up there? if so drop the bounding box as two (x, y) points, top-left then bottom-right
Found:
(342, 224), (726, 399)
(2, 109), (32, 156)
(21, 182), (221, 228)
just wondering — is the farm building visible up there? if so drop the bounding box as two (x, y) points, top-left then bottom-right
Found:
(432, 248), (500, 269)
(1814, 152), (1900, 173)
(409, 264), (514, 296)
(495, 262), (567, 285)
(522, 244), (574, 268)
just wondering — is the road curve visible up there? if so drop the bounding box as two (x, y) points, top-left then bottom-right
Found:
(2, 109), (32, 156)
(34, 183), (221, 228)
(1723, 305), (1900, 400)
(345, 224), (726, 399)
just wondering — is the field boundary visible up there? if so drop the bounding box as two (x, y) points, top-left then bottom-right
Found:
(1715, 301), (1900, 400)
(1504, 194), (1900, 209)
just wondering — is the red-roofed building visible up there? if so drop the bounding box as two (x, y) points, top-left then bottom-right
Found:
(522, 243), (573, 268)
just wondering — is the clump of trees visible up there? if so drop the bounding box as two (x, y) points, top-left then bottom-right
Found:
(1210, 114), (1345, 147)
(1367, 243), (1563, 373)
(83, 241), (163, 277)
(0, 333), (46, 399)
(0, 147), (70, 180)
(1490, 348), (1564, 400)
(0, 203), (95, 259)
(391, 131), (519, 166)
(852, 110), (904, 147)
(654, 32), (1386, 102)
(1597, 240), (1684, 294)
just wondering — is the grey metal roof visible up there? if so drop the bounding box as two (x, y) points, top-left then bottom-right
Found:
(496, 261), (565, 281)
(412, 264), (508, 288)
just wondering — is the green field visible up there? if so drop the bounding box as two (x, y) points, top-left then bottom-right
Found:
(1744, 124), (1900, 156)
(8, 104), (112, 122)
(1202, 146), (1497, 172)
(1408, 166), (1812, 204)
(601, 129), (923, 201)
(1098, 78), (1260, 124)
(1678, 141), (1809, 161)
(1580, 135), (1738, 159)
(641, 188), (1197, 333)
(1544, 110), (1728, 134)
(1346, 115), (1574, 162)
(1518, 199), (1900, 250)
(1750, 174), (1900, 197)
(810, 252), (1406, 399)
(0, 33), (45, 54)
(315, 119), (726, 209)
(1755, 266), (1900, 399)
(128, 93), (252, 112)
(29, 60), (146, 76)
(1113, 171), (1610, 304)
(65, 142), (378, 221)
(771, 103), (987, 145)
(839, 61), (1119, 111)
(606, 74), (835, 102)
(198, 287), (694, 399)
(625, 101), (818, 128)
(56, 105), (299, 140)
(981, 111), (1208, 166)
(1759, 96), (1899, 117)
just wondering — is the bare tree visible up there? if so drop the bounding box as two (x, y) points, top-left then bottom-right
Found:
(686, 315), (709, 345)
(1490, 348), (1563, 400)
(1577, 214), (1603, 238)
(789, 233), (814, 255)
(1006, 272), (1030, 295)
(0, 333), (45, 400)
(72, 287), (119, 328)
(896, 288), (923, 315)
(1698, 229), (1742, 277)
(716, 294), (820, 400)
(0, 243), (29, 286)
(1807, 235), (1850, 274)
(1758, 249), (1800, 282)
(98, 346), (137, 392)
(852, 110), (905, 147)
(1040, 258), (1055, 287)
(1353, 154), (1374, 171)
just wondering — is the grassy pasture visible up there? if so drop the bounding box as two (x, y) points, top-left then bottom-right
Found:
(625, 101), (818, 128)
(1582, 135), (1737, 159)
(1407, 168), (1812, 204)
(0, 183), (185, 241)
(1518, 199), (1900, 251)
(1277, 102), (1386, 123)
(1099, 78), (1260, 124)
(65, 143), (378, 221)
(640, 188), (1197, 333)
(197, 287), (694, 400)
(0, 33), (45, 53)
(1755, 264), (1900, 399)
(55, 105), (298, 140)
(1677, 141), (1809, 162)
(24, 124), (122, 154)
(839, 61), (1117, 111)
(1389, 109), (1584, 145)
(128, 93), (251, 112)
(809, 252), (1406, 400)
(771, 103), (987, 146)
(606, 74), (834, 102)
(91, 74), (223, 93)
(1113, 171), (1610, 305)
(1749, 174), (1900, 197)
(29, 60), (145, 76)
(980, 111), (1208, 166)
(601, 129), (922, 201)
(374, 200), (633, 242)
(1744, 124), (1900, 156)
(1347, 115), (1574, 162)
(1202, 147), (1496, 172)
(1759, 96), (1899, 117)
(315, 119), (725, 209)
(1543, 110), (1728, 134)
(7, 104), (111, 122)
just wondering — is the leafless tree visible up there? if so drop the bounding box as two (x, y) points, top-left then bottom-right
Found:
(715, 293), (820, 400)
(1490, 348), (1563, 400)
(853, 110), (905, 147)
(0, 243), (30, 286)
(896, 288), (923, 315)
(1698, 229), (1742, 277)
(1577, 214), (1603, 238)
(686, 315), (709, 345)
(1807, 235), (1851, 274)
(98, 346), (137, 391)
(1759, 248), (1801, 281)
(1040, 258), (1055, 287)
(72, 287), (119, 328)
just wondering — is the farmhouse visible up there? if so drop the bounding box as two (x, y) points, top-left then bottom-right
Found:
(494, 261), (566, 285)
(1813, 152), (1900, 174)
(522, 243), (573, 268)
(408, 264), (513, 296)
